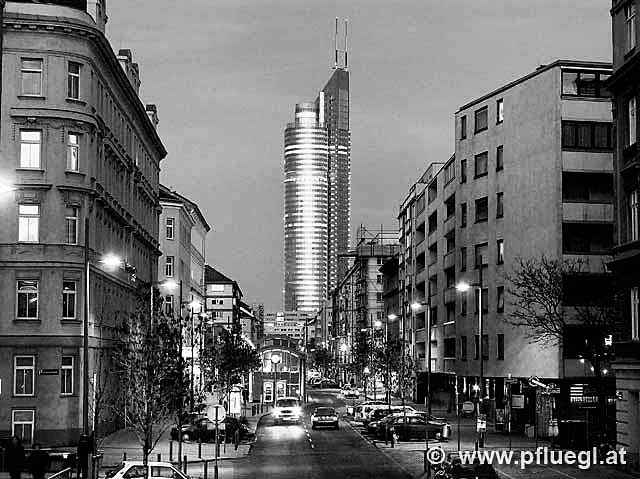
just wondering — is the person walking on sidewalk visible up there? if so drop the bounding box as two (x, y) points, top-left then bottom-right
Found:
(6, 436), (25, 479)
(28, 443), (49, 479)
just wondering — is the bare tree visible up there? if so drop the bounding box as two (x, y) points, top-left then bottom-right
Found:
(110, 294), (186, 466)
(505, 255), (617, 378)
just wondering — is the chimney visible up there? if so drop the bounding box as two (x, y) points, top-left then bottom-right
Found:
(117, 49), (141, 95)
(146, 104), (159, 129)
(86, 0), (107, 33)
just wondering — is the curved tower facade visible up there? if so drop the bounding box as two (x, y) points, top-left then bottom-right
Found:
(283, 102), (329, 312)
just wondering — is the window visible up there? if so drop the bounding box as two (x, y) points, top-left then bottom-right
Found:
(67, 61), (80, 99)
(444, 338), (456, 358)
(460, 336), (467, 360)
(497, 334), (505, 360)
(460, 247), (467, 272)
(18, 204), (40, 243)
(65, 207), (78, 245)
(496, 145), (504, 171)
(497, 286), (504, 312)
(12, 410), (34, 444)
(445, 194), (455, 218)
(20, 130), (41, 168)
(444, 161), (455, 184)
(67, 133), (79, 171)
(460, 294), (467, 316)
(62, 281), (76, 319)
(61, 356), (73, 395)
(629, 97), (637, 147)
(377, 257), (383, 265)
(460, 115), (467, 140)
(475, 197), (488, 222)
(429, 306), (437, 325)
(497, 239), (504, 264)
(496, 99), (504, 123)
(445, 231), (455, 253)
(460, 203), (467, 227)
(165, 256), (174, 277)
(376, 292), (383, 303)
(474, 152), (488, 178)
(474, 288), (489, 314)
(17, 280), (38, 319)
(562, 70), (611, 98)
(21, 59), (43, 96)
(475, 243), (488, 267)
(474, 334), (489, 360)
(474, 106), (488, 133)
(460, 159), (467, 184)
(632, 287), (639, 341)
(627, 3), (637, 52)
(496, 192), (504, 218)
(14, 356), (35, 395)
(166, 217), (175, 239)
(562, 121), (613, 150)
(631, 190), (640, 242)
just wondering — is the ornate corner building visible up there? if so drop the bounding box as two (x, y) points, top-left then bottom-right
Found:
(0, 1), (166, 445)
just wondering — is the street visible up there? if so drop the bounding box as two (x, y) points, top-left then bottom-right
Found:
(229, 390), (410, 479)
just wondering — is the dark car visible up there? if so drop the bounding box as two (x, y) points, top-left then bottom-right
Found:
(170, 416), (252, 443)
(311, 407), (339, 429)
(313, 379), (339, 389)
(378, 415), (447, 441)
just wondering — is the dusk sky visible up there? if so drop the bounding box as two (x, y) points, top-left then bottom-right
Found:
(107, 1), (611, 311)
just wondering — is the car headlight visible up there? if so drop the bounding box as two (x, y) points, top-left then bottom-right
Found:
(273, 408), (282, 417)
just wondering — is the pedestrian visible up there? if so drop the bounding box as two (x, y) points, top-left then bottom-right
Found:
(28, 444), (49, 479)
(77, 433), (90, 479)
(6, 436), (25, 479)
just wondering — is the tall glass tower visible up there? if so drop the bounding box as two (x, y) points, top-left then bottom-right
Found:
(283, 28), (351, 312)
(283, 103), (329, 312)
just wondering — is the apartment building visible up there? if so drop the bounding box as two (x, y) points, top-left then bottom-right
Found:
(400, 60), (615, 441)
(264, 310), (313, 341)
(0, 1), (166, 445)
(204, 265), (242, 332)
(332, 226), (399, 383)
(607, 0), (640, 472)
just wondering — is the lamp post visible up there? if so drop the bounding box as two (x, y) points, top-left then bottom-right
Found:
(271, 353), (282, 405)
(377, 316), (393, 408)
(456, 255), (485, 448)
(188, 300), (202, 414)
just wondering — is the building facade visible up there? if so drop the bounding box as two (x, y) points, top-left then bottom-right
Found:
(264, 310), (313, 342)
(204, 265), (242, 332)
(607, 0), (640, 471)
(400, 61), (616, 442)
(332, 227), (399, 384)
(0, 0), (166, 445)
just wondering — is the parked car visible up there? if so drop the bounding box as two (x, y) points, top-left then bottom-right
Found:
(170, 416), (251, 442)
(340, 384), (359, 399)
(378, 414), (449, 441)
(363, 405), (415, 426)
(311, 406), (339, 429)
(273, 397), (303, 425)
(366, 408), (416, 433)
(106, 461), (190, 479)
(352, 400), (386, 421)
(313, 379), (339, 389)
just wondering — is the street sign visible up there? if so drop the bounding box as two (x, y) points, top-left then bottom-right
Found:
(206, 404), (226, 424)
(462, 401), (475, 414)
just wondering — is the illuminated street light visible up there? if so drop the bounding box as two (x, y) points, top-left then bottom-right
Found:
(455, 281), (472, 293)
(410, 302), (424, 311)
(339, 343), (348, 352)
(374, 320), (382, 328)
(387, 313), (398, 320)
(161, 279), (179, 290)
(99, 253), (123, 268)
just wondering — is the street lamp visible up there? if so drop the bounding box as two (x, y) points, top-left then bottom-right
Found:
(271, 353), (282, 404)
(411, 298), (432, 474)
(456, 255), (485, 449)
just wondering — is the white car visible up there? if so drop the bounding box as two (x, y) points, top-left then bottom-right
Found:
(340, 385), (359, 399)
(311, 406), (339, 429)
(106, 462), (190, 479)
(273, 397), (303, 425)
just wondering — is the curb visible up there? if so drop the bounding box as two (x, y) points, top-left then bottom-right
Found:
(344, 419), (416, 479)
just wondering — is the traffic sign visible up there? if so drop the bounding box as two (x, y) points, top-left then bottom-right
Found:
(206, 404), (226, 424)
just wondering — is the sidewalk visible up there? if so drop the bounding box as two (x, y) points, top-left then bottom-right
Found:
(98, 413), (264, 468)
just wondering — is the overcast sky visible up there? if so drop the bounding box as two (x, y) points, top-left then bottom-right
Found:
(107, 1), (611, 312)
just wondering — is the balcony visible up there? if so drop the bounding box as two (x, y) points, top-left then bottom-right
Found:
(562, 202), (613, 223)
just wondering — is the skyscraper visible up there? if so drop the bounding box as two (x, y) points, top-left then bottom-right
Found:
(283, 20), (351, 312)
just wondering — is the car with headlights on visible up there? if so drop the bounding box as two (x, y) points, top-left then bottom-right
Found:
(273, 397), (303, 425)
(311, 406), (339, 429)
(340, 384), (360, 399)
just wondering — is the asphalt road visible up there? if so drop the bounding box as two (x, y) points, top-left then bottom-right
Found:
(229, 390), (411, 479)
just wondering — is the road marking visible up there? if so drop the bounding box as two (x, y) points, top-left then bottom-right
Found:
(495, 467), (518, 479)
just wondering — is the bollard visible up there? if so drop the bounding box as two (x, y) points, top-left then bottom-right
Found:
(204, 461), (208, 479)
(183, 456), (188, 474)
(157, 453), (161, 462)
(123, 452), (127, 461)
(198, 438), (202, 459)
(169, 441), (173, 462)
